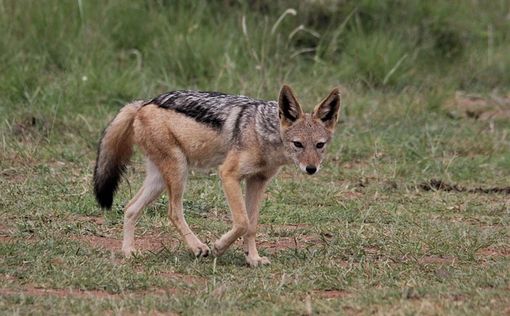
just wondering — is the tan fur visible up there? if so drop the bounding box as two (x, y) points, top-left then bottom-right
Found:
(96, 101), (142, 177)
(134, 105), (229, 168)
(98, 86), (341, 267)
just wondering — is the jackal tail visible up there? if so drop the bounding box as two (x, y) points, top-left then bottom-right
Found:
(93, 101), (143, 209)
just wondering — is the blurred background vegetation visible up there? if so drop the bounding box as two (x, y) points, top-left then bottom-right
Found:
(1, 0), (508, 113)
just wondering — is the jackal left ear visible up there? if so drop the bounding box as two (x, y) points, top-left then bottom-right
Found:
(278, 85), (304, 128)
(313, 88), (341, 130)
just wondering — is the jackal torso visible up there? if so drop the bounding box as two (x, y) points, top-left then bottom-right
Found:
(134, 91), (287, 172)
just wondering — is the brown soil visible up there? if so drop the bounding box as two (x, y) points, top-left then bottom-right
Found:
(314, 289), (351, 299)
(261, 223), (311, 231)
(444, 91), (510, 121)
(70, 234), (121, 251)
(448, 216), (505, 228)
(477, 246), (510, 257)
(341, 160), (369, 169)
(75, 215), (105, 225)
(0, 235), (14, 243)
(0, 285), (180, 300)
(0, 273), (187, 300)
(70, 214), (179, 254)
(0, 224), (14, 243)
(0, 287), (117, 299)
(418, 255), (456, 265)
(260, 237), (298, 252)
(0, 223), (11, 234)
(419, 179), (510, 195)
(71, 232), (178, 254)
(341, 191), (364, 200)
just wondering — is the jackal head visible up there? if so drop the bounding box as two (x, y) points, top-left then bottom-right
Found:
(278, 85), (341, 175)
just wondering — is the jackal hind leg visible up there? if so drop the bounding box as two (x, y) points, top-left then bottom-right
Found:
(122, 159), (165, 257)
(159, 151), (210, 257)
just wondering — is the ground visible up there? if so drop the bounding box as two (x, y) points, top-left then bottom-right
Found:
(1, 93), (509, 314)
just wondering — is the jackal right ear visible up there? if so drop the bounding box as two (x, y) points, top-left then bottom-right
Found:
(278, 85), (304, 127)
(313, 88), (341, 131)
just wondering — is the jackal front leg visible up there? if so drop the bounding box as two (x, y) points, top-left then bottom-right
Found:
(243, 171), (276, 267)
(213, 165), (249, 257)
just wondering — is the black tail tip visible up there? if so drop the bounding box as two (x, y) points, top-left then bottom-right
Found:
(93, 155), (126, 210)
(95, 191), (114, 209)
(93, 173), (120, 210)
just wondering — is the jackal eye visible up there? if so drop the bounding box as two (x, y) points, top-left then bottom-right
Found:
(316, 142), (325, 149)
(292, 141), (304, 148)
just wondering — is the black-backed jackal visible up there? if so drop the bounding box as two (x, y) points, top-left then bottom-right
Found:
(93, 85), (341, 267)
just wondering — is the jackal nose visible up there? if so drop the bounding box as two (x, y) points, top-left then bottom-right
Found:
(305, 166), (317, 175)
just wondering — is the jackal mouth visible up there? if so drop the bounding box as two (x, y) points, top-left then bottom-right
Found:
(298, 162), (320, 175)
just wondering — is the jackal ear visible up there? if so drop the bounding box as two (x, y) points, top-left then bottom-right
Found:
(278, 85), (304, 127)
(313, 88), (341, 130)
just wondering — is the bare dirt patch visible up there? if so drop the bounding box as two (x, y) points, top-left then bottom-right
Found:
(341, 160), (370, 170)
(339, 191), (365, 200)
(0, 224), (15, 243)
(260, 237), (297, 252)
(444, 91), (510, 121)
(70, 234), (121, 252)
(477, 246), (510, 258)
(0, 223), (11, 234)
(314, 289), (351, 299)
(74, 215), (105, 226)
(1, 274), (18, 284)
(0, 274), (185, 300)
(419, 179), (510, 195)
(71, 215), (178, 254)
(0, 167), (30, 183)
(0, 284), (182, 300)
(0, 235), (14, 243)
(447, 215), (505, 228)
(256, 223), (330, 253)
(0, 287), (117, 299)
(71, 232), (178, 254)
(262, 223), (311, 230)
(418, 255), (456, 265)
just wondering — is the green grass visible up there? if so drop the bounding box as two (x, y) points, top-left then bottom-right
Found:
(1, 0), (509, 315)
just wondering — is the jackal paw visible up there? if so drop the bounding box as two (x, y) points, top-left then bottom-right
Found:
(211, 241), (227, 257)
(192, 243), (210, 258)
(122, 246), (136, 258)
(245, 255), (271, 267)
